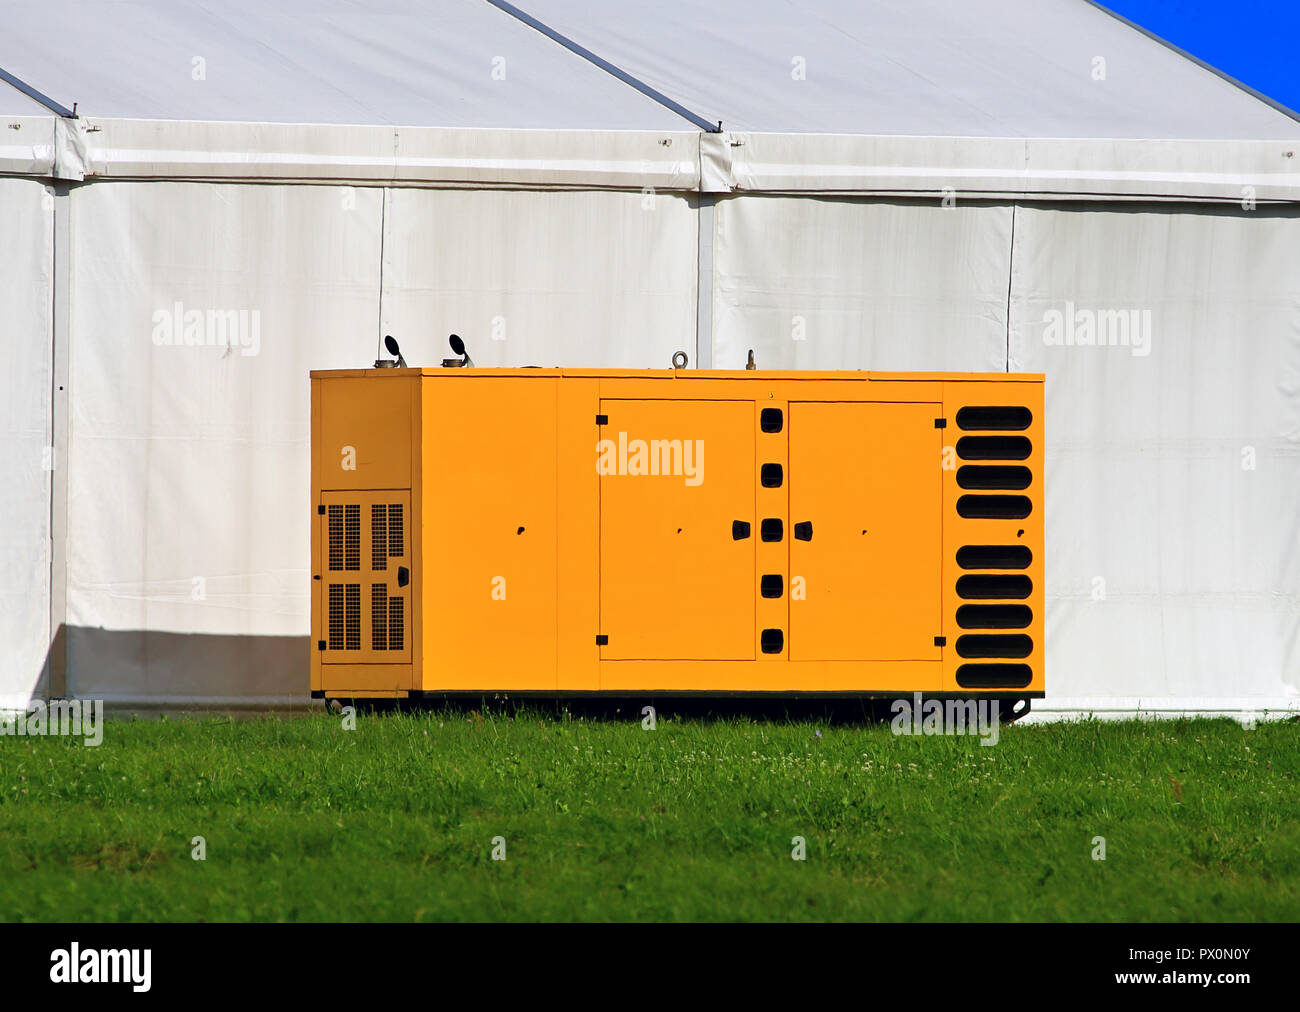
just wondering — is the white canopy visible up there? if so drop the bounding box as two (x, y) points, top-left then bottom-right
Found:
(2, 1), (1298, 717)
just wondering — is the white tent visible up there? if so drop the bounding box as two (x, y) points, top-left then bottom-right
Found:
(2, 0), (1298, 716)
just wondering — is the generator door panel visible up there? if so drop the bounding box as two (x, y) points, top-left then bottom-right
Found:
(320, 489), (412, 664)
(599, 399), (756, 661)
(788, 402), (942, 662)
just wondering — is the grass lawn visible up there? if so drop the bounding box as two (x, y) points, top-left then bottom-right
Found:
(1, 709), (1296, 921)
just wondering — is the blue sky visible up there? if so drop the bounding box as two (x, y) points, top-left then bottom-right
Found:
(1102, 0), (1300, 114)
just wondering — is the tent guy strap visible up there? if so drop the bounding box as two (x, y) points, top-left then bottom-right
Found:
(482, 0), (720, 132)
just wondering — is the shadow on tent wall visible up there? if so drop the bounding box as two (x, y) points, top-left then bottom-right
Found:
(31, 626), (947, 725)
(37, 624), (309, 709)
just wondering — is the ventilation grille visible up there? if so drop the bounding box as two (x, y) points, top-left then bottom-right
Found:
(324, 499), (408, 653)
(344, 584), (361, 650)
(328, 506), (344, 571)
(952, 407), (1036, 687)
(388, 503), (404, 558)
(372, 505), (388, 570)
(371, 583), (388, 651)
(370, 582), (405, 652)
(327, 583), (362, 651)
(344, 504), (360, 571)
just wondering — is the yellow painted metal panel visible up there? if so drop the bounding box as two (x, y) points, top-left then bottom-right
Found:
(598, 398), (755, 662)
(421, 377), (558, 690)
(308, 368), (1045, 700)
(318, 376), (413, 489)
(789, 401), (943, 664)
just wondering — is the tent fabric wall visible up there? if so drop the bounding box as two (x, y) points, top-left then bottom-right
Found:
(1008, 203), (1300, 713)
(0, 177), (54, 709)
(709, 192), (1300, 713)
(63, 181), (385, 703)
(378, 187), (698, 368)
(3, 1), (1299, 714)
(58, 180), (700, 703)
(710, 195), (1012, 372)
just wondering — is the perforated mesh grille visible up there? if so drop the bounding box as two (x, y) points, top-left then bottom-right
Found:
(371, 583), (388, 651)
(327, 584), (344, 649)
(388, 503), (404, 558)
(327, 506), (344, 571)
(344, 504), (360, 571)
(371, 505), (388, 570)
(388, 596), (404, 651)
(344, 584), (361, 650)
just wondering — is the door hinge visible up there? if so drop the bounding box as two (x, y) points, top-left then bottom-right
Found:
(934, 418), (947, 429)
(317, 640), (327, 651)
(596, 634), (608, 645)
(596, 414), (608, 425)
(934, 635), (946, 647)
(317, 504), (326, 514)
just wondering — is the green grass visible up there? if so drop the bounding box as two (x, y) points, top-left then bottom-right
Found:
(0, 710), (1297, 921)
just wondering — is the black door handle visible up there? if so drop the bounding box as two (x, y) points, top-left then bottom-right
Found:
(397, 566), (410, 587)
(732, 520), (751, 540)
(794, 521), (813, 541)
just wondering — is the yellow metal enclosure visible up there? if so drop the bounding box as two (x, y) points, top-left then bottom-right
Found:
(309, 368), (1045, 702)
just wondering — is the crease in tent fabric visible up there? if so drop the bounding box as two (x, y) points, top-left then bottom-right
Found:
(481, 0), (720, 133)
(1004, 203), (1016, 372)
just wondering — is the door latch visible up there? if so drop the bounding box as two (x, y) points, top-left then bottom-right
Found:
(397, 566), (410, 587)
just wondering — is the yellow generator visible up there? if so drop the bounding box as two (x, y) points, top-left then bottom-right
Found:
(310, 353), (1044, 713)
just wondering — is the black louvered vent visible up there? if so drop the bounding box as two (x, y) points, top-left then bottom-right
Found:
(957, 465), (1031, 490)
(953, 407), (1035, 686)
(956, 663), (1033, 688)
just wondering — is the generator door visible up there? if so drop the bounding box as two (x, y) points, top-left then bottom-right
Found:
(598, 399), (755, 660)
(788, 402), (942, 662)
(320, 489), (412, 664)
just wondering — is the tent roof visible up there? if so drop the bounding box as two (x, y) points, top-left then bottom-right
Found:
(0, 0), (686, 129)
(520, 0), (1300, 139)
(1, 0), (1297, 137)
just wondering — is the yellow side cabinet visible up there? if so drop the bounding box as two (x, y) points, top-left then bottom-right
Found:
(309, 369), (1045, 705)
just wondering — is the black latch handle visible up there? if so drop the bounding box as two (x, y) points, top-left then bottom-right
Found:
(794, 521), (813, 541)
(732, 520), (751, 540)
(397, 566), (410, 587)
